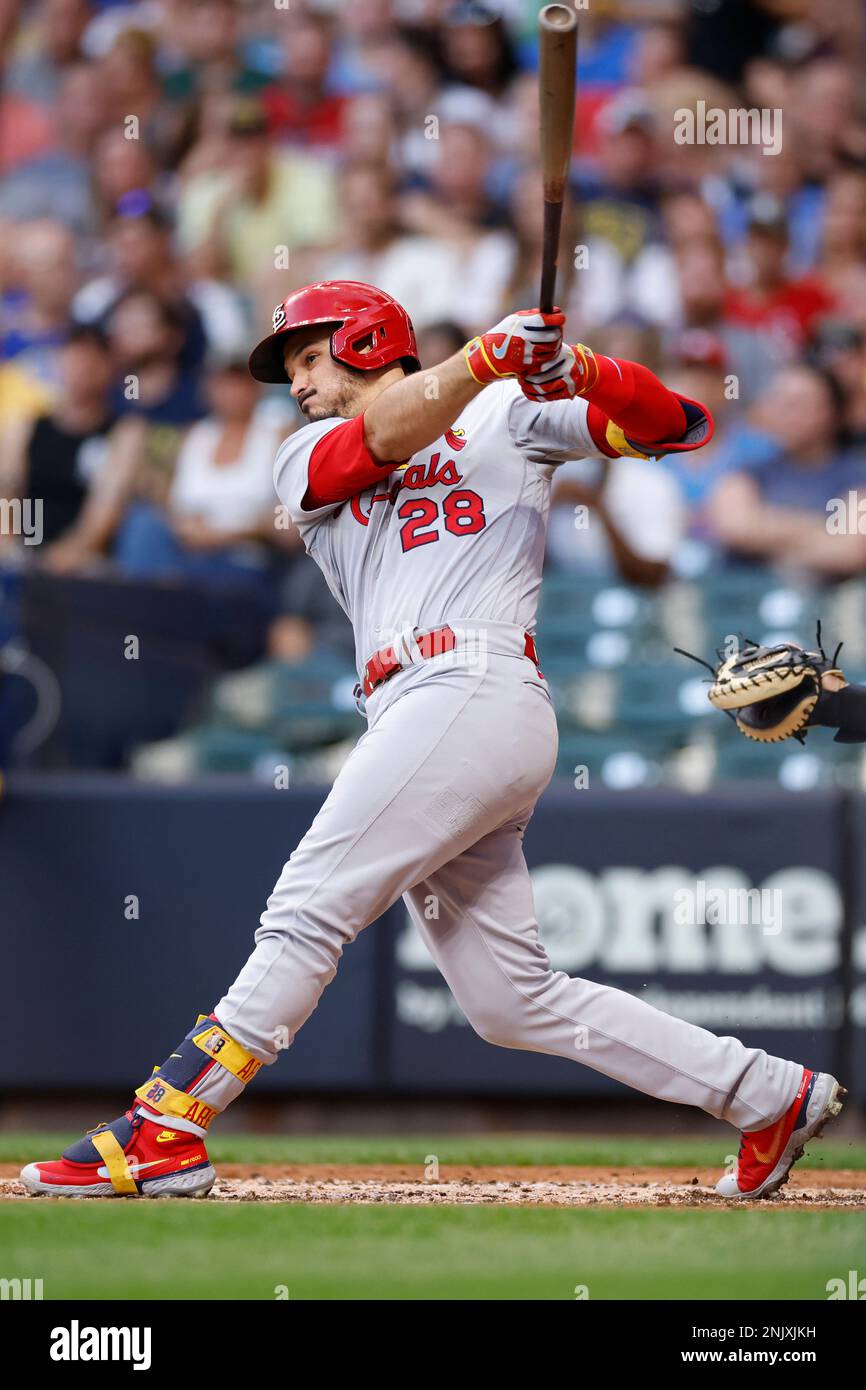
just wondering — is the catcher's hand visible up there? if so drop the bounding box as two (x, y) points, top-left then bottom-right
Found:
(677, 627), (847, 744)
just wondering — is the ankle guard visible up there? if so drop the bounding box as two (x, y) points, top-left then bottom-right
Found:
(135, 1014), (263, 1133)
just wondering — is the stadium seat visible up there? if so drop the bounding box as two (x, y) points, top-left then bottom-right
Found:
(208, 655), (358, 744)
(556, 730), (676, 789)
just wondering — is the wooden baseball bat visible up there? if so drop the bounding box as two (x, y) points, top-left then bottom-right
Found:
(538, 4), (578, 314)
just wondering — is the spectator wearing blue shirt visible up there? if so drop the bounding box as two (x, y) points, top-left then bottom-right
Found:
(660, 330), (738, 546)
(709, 364), (866, 579)
(107, 290), (206, 428)
(100, 290), (206, 527)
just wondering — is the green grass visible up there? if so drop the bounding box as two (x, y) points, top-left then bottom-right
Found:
(3, 1132), (866, 1168)
(4, 1132), (864, 1300)
(1, 1204), (864, 1300)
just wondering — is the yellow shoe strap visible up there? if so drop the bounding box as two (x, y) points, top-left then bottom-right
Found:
(192, 1022), (262, 1085)
(135, 1076), (218, 1131)
(91, 1129), (137, 1195)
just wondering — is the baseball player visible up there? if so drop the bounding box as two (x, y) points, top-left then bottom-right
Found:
(22, 282), (844, 1202)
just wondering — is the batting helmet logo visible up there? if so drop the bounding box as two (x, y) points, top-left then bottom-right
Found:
(272, 303), (287, 334)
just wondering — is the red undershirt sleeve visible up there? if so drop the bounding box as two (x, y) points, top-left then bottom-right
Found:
(302, 413), (397, 510)
(583, 356), (689, 455)
(586, 403), (620, 457)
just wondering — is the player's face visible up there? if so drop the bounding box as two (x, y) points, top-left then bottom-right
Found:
(283, 331), (369, 422)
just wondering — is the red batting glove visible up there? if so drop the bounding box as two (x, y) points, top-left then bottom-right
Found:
(520, 342), (600, 402)
(464, 308), (565, 384)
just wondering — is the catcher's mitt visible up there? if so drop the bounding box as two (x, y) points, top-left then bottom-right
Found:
(677, 625), (846, 744)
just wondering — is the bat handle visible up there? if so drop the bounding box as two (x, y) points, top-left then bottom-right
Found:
(539, 199), (563, 314)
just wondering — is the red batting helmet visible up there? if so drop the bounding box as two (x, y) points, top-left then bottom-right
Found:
(248, 280), (421, 383)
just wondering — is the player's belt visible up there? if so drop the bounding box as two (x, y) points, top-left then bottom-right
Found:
(361, 626), (541, 698)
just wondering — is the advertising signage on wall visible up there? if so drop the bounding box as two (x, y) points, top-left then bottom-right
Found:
(390, 788), (847, 1094)
(0, 782), (380, 1092)
(0, 780), (858, 1100)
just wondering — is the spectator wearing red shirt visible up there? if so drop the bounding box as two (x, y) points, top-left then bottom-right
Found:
(262, 12), (345, 151)
(0, 93), (55, 176)
(724, 193), (835, 360)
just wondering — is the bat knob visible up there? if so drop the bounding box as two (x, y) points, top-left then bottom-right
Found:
(540, 3), (578, 32)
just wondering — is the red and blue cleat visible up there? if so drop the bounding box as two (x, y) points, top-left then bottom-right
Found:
(716, 1068), (845, 1200)
(21, 1109), (215, 1198)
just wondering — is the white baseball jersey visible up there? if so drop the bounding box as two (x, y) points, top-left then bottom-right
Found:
(203, 375), (804, 1143)
(274, 379), (601, 675)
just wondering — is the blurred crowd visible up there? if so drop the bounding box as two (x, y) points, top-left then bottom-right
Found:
(1, 0), (866, 671)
